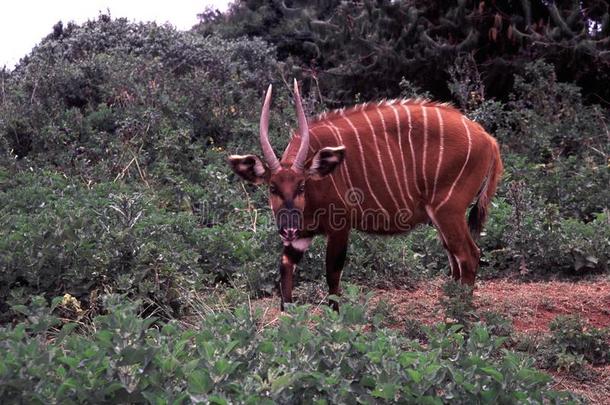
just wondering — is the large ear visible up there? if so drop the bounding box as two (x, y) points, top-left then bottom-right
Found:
(228, 154), (270, 184)
(307, 146), (346, 180)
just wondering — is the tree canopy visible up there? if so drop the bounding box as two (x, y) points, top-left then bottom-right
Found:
(197, 0), (610, 103)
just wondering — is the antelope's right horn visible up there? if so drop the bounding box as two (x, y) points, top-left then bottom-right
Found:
(260, 84), (280, 173)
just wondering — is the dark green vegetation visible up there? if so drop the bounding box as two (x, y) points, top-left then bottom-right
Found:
(1, 1), (609, 403)
(198, 0), (610, 103)
(0, 287), (584, 403)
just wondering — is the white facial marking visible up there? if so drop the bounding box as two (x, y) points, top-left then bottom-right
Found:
(324, 146), (346, 152)
(290, 237), (313, 252)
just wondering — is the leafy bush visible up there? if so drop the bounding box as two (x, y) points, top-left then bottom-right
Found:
(547, 316), (610, 368)
(500, 154), (609, 222)
(0, 293), (577, 404)
(1, 15), (281, 181)
(516, 315), (610, 376)
(484, 61), (607, 163)
(0, 170), (207, 318)
(439, 281), (476, 326)
(477, 174), (609, 277)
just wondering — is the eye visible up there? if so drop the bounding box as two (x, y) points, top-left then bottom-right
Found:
(296, 182), (306, 194)
(269, 184), (279, 195)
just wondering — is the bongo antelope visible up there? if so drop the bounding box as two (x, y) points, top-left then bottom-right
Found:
(229, 80), (502, 309)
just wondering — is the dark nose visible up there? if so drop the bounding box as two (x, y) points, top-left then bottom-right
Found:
(279, 228), (298, 241)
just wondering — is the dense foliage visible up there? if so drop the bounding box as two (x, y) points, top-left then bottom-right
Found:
(197, 0), (610, 103)
(0, 289), (579, 404)
(0, 2), (608, 402)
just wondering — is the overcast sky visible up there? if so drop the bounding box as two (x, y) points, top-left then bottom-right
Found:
(1, 0), (231, 69)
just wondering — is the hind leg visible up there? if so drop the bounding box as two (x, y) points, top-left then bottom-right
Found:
(426, 206), (460, 280)
(426, 206), (480, 285)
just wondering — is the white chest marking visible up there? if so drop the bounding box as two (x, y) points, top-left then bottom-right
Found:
(289, 237), (313, 252)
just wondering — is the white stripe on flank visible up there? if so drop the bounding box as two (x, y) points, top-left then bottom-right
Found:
(436, 116), (473, 211)
(421, 105), (429, 197)
(363, 109), (401, 212)
(376, 106), (411, 209)
(323, 122), (362, 211)
(399, 104), (421, 195)
(310, 127), (350, 210)
(341, 115), (389, 216)
(431, 107), (445, 204)
(388, 104), (414, 203)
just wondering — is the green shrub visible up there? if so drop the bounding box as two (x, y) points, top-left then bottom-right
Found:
(440, 280), (476, 326)
(494, 61), (607, 163)
(0, 170), (206, 318)
(0, 293), (578, 404)
(481, 178), (609, 277)
(548, 316), (610, 367)
(515, 315), (609, 377)
(479, 311), (514, 338)
(1, 16), (282, 184)
(500, 154), (609, 222)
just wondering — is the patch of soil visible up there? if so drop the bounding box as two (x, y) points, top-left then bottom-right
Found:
(369, 278), (610, 333)
(548, 365), (610, 404)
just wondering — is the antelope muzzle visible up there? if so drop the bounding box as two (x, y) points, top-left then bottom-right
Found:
(276, 206), (302, 243)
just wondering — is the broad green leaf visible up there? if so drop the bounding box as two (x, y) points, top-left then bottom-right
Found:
(271, 374), (293, 393)
(188, 370), (213, 395)
(407, 369), (422, 384)
(398, 352), (418, 367)
(372, 383), (397, 400)
(481, 366), (504, 383)
(259, 341), (274, 354)
(208, 395), (228, 405)
(56, 322), (78, 343)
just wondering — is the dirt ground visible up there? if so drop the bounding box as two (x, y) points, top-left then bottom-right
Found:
(253, 277), (610, 404)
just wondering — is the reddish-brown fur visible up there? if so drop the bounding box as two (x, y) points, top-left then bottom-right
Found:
(230, 92), (503, 309)
(283, 100), (502, 284)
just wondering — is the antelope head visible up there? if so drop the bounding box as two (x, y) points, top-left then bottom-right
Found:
(228, 80), (346, 244)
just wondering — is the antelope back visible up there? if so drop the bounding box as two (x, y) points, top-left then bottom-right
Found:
(282, 99), (500, 234)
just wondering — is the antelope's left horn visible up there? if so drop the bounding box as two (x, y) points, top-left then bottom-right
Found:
(292, 79), (310, 172)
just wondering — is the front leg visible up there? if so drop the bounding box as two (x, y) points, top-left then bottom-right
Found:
(279, 238), (312, 310)
(325, 231), (349, 311)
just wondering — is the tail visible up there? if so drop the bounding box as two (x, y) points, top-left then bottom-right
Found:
(468, 139), (503, 239)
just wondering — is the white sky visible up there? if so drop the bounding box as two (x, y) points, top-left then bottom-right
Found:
(1, 0), (231, 69)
